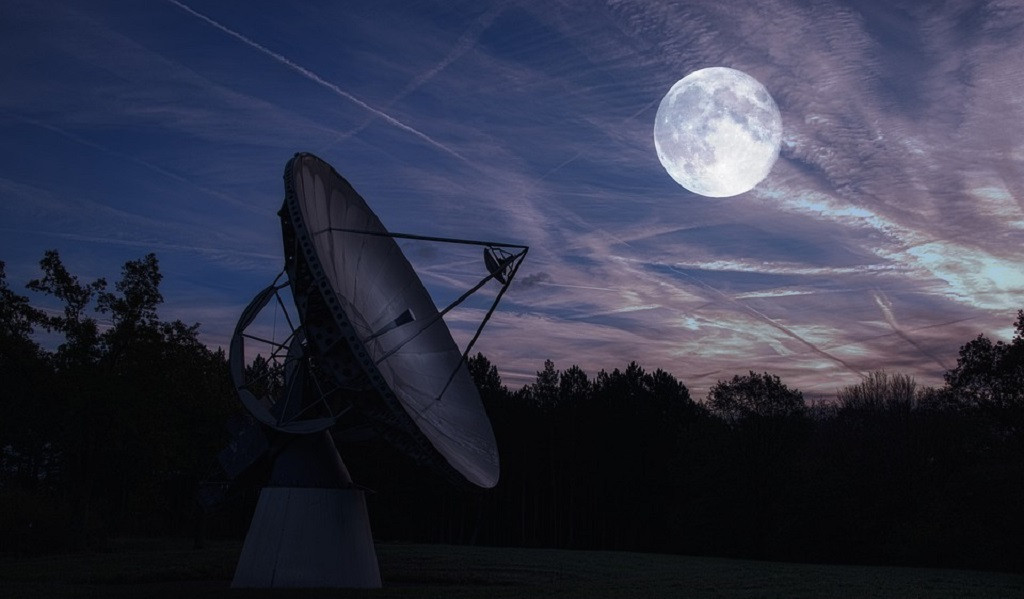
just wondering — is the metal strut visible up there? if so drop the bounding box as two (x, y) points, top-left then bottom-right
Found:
(316, 227), (529, 400)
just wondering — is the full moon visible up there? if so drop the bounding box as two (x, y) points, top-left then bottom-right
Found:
(654, 67), (782, 197)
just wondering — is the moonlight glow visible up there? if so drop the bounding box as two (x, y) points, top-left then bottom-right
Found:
(654, 67), (782, 197)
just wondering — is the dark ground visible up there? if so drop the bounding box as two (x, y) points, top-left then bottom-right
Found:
(1, 538), (1022, 598)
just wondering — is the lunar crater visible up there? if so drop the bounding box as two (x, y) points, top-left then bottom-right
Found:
(654, 67), (782, 198)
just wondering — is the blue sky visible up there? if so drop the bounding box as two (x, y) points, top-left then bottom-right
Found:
(2, 0), (1023, 397)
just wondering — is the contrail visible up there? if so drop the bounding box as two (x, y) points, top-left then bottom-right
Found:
(566, 304), (660, 321)
(3, 227), (279, 262)
(826, 315), (979, 353)
(397, 2), (506, 96)
(667, 265), (865, 377)
(539, 152), (582, 181)
(166, 0), (468, 163)
(872, 291), (950, 370)
(7, 112), (268, 216)
(329, 1), (507, 146)
(536, 281), (621, 292)
(738, 314), (979, 371)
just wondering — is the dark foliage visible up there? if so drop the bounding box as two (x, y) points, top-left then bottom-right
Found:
(707, 370), (806, 420)
(1, 252), (236, 554)
(1, 252), (1022, 573)
(352, 331), (1023, 573)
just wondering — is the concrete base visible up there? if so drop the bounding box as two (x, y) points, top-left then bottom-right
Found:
(232, 487), (381, 588)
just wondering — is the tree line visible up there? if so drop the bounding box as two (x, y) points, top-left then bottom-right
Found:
(357, 352), (1022, 573)
(1, 251), (1022, 573)
(0, 252), (235, 552)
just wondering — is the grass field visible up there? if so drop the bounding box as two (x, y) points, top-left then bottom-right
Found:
(1, 539), (1022, 598)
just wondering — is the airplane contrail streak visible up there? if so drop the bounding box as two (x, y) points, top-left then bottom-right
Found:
(7, 113), (267, 216)
(166, 0), (469, 164)
(536, 281), (621, 292)
(739, 315), (980, 366)
(3, 228), (279, 262)
(872, 291), (950, 371)
(668, 265), (865, 377)
(329, 1), (507, 147)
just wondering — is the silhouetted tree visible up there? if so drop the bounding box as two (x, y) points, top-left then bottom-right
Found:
(707, 371), (805, 421)
(944, 310), (1024, 414)
(837, 370), (918, 414)
(96, 253), (163, 368)
(0, 261), (54, 495)
(558, 365), (591, 406)
(936, 312), (1024, 569)
(5, 250), (1022, 571)
(244, 354), (283, 399)
(3, 251), (235, 550)
(532, 359), (560, 411)
(468, 352), (504, 399)
(0, 261), (45, 343)
(26, 250), (106, 368)
(705, 371), (808, 557)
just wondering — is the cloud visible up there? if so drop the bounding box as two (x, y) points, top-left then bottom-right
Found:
(0, 176), (277, 273)
(516, 271), (552, 290)
(166, 0), (469, 164)
(4, 0), (1023, 401)
(326, 2), (511, 148)
(8, 113), (268, 217)
(872, 290), (951, 371)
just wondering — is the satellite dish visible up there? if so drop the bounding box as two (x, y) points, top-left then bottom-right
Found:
(228, 153), (528, 588)
(484, 247), (516, 285)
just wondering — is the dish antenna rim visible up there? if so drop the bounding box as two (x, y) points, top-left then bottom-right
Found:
(228, 152), (528, 489)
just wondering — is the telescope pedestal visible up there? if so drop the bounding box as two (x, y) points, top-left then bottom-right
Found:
(232, 430), (380, 588)
(232, 487), (380, 588)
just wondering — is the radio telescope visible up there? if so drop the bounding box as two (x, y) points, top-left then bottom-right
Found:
(228, 153), (527, 588)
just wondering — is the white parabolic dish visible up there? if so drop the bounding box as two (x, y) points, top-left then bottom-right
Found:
(285, 154), (500, 489)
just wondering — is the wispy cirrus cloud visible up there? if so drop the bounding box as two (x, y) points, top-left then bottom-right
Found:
(2, 0), (1021, 400)
(166, 0), (469, 164)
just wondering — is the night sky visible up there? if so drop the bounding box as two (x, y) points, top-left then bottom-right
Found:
(2, 0), (1023, 397)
